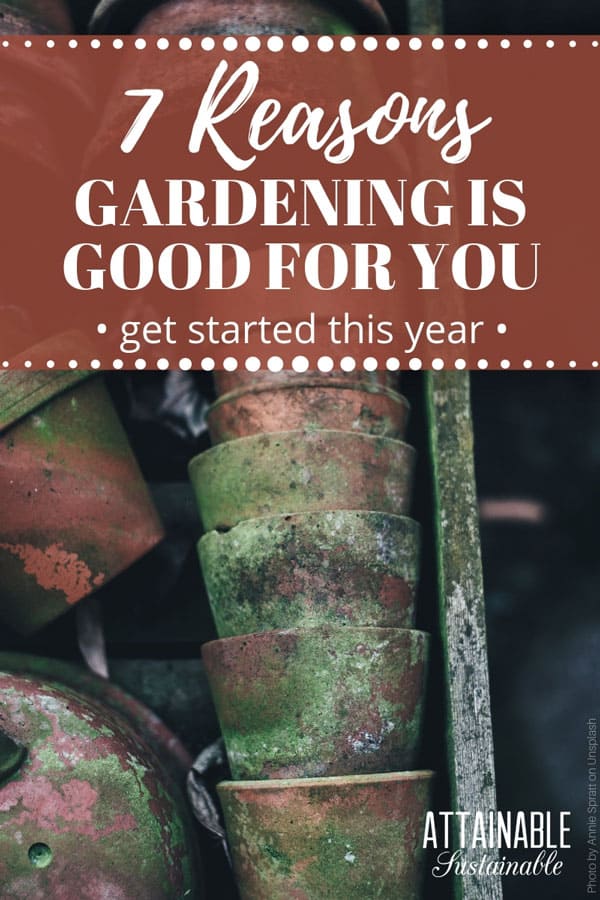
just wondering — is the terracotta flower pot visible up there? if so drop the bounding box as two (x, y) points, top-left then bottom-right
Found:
(207, 383), (409, 444)
(0, 365), (164, 635)
(198, 510), (420, 637)
(0, 661), (202, 899)
(202, 626), (429, 779)
(90, 0), (389, 36)
(189, 430), (415, 531)
(219, 771), (433, 900)
(213, 369), (398, 397)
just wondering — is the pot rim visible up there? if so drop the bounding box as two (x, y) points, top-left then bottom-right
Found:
(207, 382), (409, 416)
(90, 0), (390, 35)
(218, 769), (435, 791)
(188, 429), (415, 474)
(202, 625), (430, 653)
(198, 509), (421, 548)
(0, 371), (92, 434)
(0, 330), (95, 434)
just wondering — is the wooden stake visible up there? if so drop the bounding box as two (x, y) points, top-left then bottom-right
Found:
(425, 371), (503, 900)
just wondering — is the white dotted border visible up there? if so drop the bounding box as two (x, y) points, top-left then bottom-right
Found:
(0, 318), (582, 369)
(2, 356), (597, 371)
(1, 36), (598, 51)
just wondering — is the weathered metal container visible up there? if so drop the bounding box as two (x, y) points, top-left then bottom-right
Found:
(0, 660), (202, 898)
(218, 770), (433, 900)
(0, 365), (164, 634)
(207, 383), (409, 444)
(189, 430), (416, 532)
(203, 626), (429, 779)
(90, 0), (389, 35)
(213, 369), (398, 398)
(198, 510), (420, 637)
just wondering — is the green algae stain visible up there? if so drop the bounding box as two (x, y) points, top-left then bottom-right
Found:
(262, 842), (293, 876)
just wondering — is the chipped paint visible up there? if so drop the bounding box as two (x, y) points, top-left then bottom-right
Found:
(0, 542), (104, 605)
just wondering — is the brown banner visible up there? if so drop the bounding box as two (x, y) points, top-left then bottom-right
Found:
(0, 35), (598, 370)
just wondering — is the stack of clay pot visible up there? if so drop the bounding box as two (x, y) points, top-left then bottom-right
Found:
(189, 369), (433, 900)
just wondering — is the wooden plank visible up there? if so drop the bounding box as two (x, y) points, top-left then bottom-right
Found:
(425, 371), (503, 900)
(406, 0), (445, 33)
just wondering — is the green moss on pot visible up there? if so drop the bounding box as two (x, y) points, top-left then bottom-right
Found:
(199, 510), (420, 636)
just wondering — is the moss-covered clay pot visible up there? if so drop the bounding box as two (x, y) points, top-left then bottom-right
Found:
(213, 369), (397, 398)
(189, 431), (415, 532)
(198, 511), (420, 637)
(207, 383), (409, 444)
(202, 626), (429, 779)
(0, 370), (164, 634)
(219, 771), (433, 900)
(0, 663), (202, 898)
(91, 0), (389, 35)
